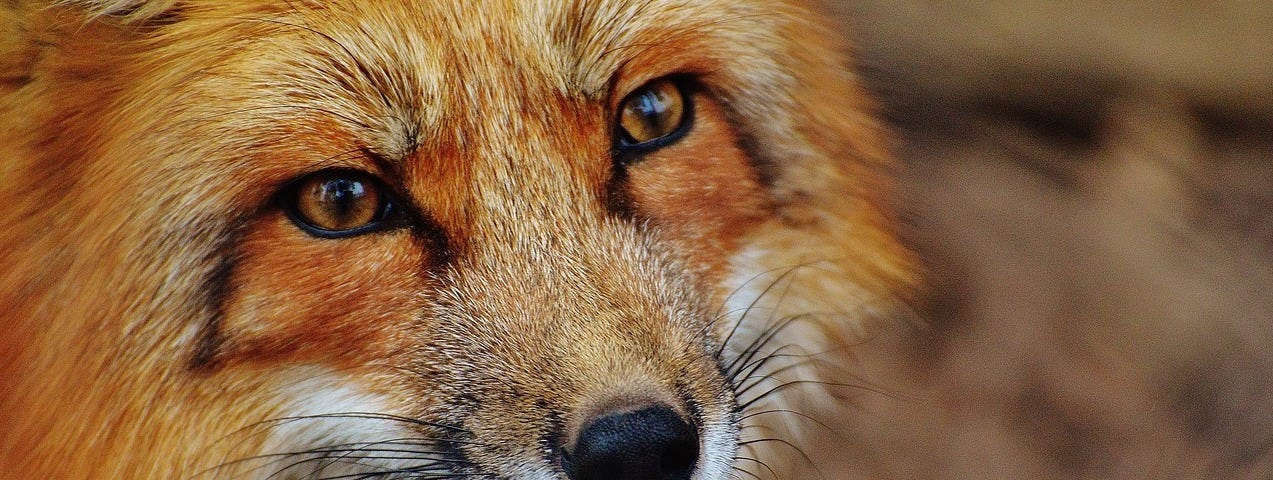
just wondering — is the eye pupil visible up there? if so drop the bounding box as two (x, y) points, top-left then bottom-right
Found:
(619, 79), (686, 145)
(315, 178), (365, 219)
(290, 172), (384, 235)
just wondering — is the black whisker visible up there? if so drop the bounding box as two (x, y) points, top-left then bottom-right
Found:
(194, 410), (475, 480)
(315, 470), (489, 480)
(732, 354), (822, 400)
(739, 379), (898, 412)
(730, 344), (804, 385)
(209, 439), (453, 466)
(305, 438), (473, 478)
(726, 322), (786, 379)
(716, 264), (807, 360)
(736, 437), (825, 480)
(711, 260), (827, 321)
(727, 317), (813, 381)
(731, 456), (776, 480)
(738, 408), (838, 436)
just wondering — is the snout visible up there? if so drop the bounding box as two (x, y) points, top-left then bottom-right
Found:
(562, 404), (700, 480)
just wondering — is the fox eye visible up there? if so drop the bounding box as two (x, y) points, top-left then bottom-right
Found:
(617, 78), (688, 148)
(282, 170), (394, 238)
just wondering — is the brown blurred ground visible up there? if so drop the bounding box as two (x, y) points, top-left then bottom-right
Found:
(821, 2), (1273, 478)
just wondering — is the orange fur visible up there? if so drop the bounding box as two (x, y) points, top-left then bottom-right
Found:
(1, 1), (915, 478)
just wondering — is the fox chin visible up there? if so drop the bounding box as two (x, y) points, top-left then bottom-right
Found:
(0, 1), (915, 478)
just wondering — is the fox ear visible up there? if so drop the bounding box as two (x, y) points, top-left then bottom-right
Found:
(58, 0), (181, 22)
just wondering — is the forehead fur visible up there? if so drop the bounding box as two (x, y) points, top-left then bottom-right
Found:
(86, 0), (809, 89)
(101, 0), (822, 157)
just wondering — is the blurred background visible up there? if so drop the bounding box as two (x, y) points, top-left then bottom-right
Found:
(822, 2), (1273, 478)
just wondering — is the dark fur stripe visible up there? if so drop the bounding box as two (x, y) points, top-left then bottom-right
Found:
(189, 234), (238, 372)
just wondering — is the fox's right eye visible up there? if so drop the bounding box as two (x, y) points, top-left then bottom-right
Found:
(616, 78), (690, 150)
(280, 170), (397, 238)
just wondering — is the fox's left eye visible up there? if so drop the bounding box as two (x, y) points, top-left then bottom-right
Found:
(281, 170), (397, 238)
(617, 79), (689, 148)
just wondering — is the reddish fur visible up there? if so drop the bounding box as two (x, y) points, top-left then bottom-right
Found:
(627, 92), (772, 281)
(1, 1), (915, 478)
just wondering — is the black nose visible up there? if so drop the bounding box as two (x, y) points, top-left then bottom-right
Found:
(562, 404), (700, 480)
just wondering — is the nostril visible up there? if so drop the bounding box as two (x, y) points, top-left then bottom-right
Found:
(562, 404), (699, 480)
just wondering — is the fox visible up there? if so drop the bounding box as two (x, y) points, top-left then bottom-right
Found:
(0, 0), (915, 478)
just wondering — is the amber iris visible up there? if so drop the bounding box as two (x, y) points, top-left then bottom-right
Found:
(292, 172), (382, 232)
(618, 79), (685, 145)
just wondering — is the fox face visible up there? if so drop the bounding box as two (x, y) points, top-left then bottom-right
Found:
(0, 1), (914, 479)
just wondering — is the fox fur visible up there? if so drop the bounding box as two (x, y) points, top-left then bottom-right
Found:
(0, 0), (914, 478)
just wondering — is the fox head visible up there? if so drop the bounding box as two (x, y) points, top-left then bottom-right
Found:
(0, 0), (913, 478)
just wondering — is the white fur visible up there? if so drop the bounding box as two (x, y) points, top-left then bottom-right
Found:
(237, 370), (418, 480)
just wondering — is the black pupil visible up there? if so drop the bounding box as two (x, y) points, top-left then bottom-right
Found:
(318, 178), (367, 220)
(633, 90), (668, 132)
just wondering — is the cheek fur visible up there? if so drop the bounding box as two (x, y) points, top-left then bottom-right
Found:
(216, 214), (430, 367)
(625, 94), (770, 278)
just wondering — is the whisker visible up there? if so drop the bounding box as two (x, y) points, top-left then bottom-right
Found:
(195, 410), (475, 480)
(732, 354), (822, 400)
(208, 439), (452, 466)
(305, 437), (473, 477)
(716, 264), (806, 360)
(738, 379), (898, 412)
(737, 408), (838, 437)
(726, 316), (814, 381)
(730, 344), (804, 386)
(731, 456), (776, 480)
(314, 470), (489, 480)
(736, 437), (825, 480)
(265, 449), (467, 480)
(725, 320), (789, 379)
